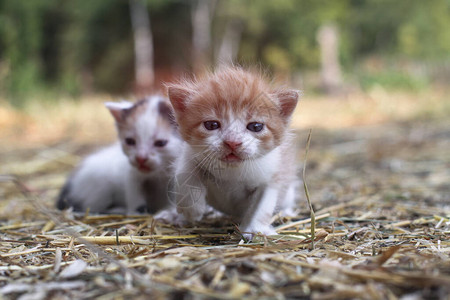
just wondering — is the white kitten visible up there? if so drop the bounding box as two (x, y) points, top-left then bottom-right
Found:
(57, 95), (181, 214)
(166, 67), (300, 238)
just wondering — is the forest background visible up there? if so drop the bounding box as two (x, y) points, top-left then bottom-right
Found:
(1, 0), (449, 104)
(1, 0), (449, 148)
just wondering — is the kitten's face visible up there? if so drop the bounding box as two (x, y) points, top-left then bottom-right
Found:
(183, 95), (282, 164)
(168, 67), (298, 166)
(105, 97), (179, 174)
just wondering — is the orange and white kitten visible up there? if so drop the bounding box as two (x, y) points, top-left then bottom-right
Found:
(57, 96), (181, 214)
(167, 67), (300, 238)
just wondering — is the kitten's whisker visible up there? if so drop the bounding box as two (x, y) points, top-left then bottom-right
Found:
(186, 149), (216, 177)
(173, 149), (216, 188)
(206, 156), (221, 186)
(196, 149), (215, 167)
(184, 147), (213, 165)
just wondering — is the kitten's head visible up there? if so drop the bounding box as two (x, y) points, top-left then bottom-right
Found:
(167, 67), (299, 165)
(105, 96), (179, 174)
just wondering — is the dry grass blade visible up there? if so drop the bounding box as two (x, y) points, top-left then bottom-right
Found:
(303, 129), (315, 250)
(275, 213), (330, 231)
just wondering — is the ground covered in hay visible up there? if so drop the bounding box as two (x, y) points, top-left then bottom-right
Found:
(0, 119), (449, 299)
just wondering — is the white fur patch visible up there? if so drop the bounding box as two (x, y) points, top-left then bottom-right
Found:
(104, 101), (134, 110)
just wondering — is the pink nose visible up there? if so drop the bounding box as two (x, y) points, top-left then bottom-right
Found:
(135, 156), (148, 166)
(224, 140), (242, 151)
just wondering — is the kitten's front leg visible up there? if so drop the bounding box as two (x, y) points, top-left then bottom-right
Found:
(239, 186), (278, 240)
(172, 171), (207, 223)
(277, 181), (300, 217)
(124, 176), (147, 214)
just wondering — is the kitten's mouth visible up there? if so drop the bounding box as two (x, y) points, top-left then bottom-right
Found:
(137, 164), (152, 173)
(221, 153), (243, 163)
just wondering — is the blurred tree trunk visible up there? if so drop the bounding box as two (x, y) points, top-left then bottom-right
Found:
(317, 23), (343, 95)
(191, 0), (217, 73)
(216, 19), (243, 65)
(129, 0), (154, 94)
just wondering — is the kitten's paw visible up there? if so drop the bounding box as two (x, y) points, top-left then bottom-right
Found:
(176, 206), (204, 223)
(278, 207), (298, 218)
(240, 224), (277, 241)
(125, 206), (147, 215)
(106, 207), (127, 214)
(136, 205), (148, 214)
(204, 206), (225, 219)
(154, 208), (184, 225)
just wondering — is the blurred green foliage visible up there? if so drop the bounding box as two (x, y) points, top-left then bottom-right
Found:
(0, 0), (449, 106)
(359, 71), (429, 91)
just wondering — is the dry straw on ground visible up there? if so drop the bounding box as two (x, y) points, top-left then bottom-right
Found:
(0, 92), (449, 299)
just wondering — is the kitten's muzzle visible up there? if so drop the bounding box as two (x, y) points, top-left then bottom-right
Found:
(221, 153), (242, 163)
(135, 156), (153, 173)
(135, 156), (148, 166)
(221, 140), (245, 163)
(137, 164), (153, 173)
(223, 140), (242, 152)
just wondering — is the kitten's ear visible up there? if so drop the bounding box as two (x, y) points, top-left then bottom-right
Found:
(104, 101), (133, 123)
(167, 86), (193, 112)
(275, 90), (300, 119)
(158, 100), (176, 126)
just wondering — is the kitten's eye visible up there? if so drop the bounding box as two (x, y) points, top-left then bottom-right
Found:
(204, 120), (221, 130)
(125, 138), (136, 146)
(154, 140), (168, 147)
(247, 122), (264, 132)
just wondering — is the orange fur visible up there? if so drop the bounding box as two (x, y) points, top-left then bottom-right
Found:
(167, 66), (297, 150)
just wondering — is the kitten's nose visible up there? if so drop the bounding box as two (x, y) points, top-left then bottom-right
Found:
(224, 140), (242, 151)
(135, 156), (148, 165)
